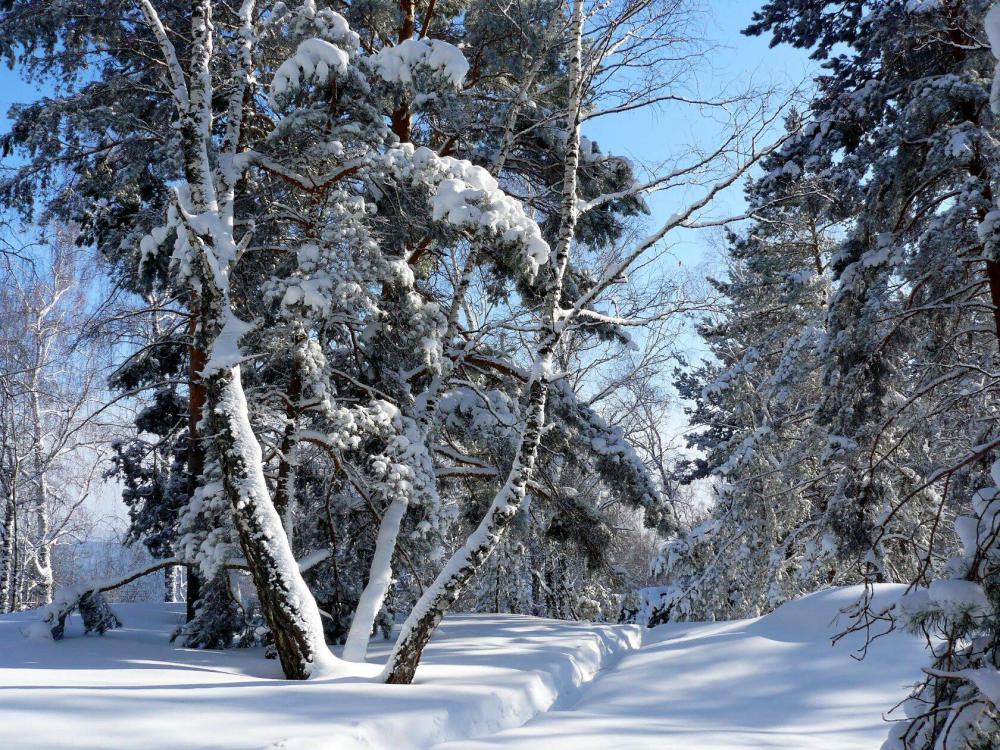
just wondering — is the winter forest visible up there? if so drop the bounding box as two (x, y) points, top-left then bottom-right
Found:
(3, 0), (1000, 747)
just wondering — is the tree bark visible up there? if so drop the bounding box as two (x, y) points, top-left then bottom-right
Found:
(272, 334), (304, 543)
(0, 489), (15, 612)
(204, 364), (333, 679)
(27, 379), (52, 606)
(164, 564), (180, 603)
(342, 495), (407, 661)
(381, 0), (585, 684)
(186, 296), (208, 623)
(382, 375), (550, 683)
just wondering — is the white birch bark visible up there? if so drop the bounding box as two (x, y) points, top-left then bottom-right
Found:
(137, 0), (354, 679)
(381, 0), (586, 684)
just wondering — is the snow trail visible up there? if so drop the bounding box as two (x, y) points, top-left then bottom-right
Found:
(438, 586), (927, 749)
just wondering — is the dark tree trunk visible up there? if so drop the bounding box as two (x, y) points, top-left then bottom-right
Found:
(204, 365), (329, 680)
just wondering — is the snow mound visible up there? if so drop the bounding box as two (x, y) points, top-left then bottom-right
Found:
(744, 584), (906, 643)
(443, 585), (928, 749)
(0, 604), (637, 749)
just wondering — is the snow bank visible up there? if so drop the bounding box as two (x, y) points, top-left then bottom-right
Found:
(444, 585), (928, 749)
(0, 604), (637, 749)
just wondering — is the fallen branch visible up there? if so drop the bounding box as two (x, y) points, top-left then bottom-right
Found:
(30, 558), (181, 640)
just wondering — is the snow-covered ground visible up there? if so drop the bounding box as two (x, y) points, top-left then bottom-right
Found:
(0, 605), (636, 749)
(0, 586), (926, 749)
(443, 586), (927, 749)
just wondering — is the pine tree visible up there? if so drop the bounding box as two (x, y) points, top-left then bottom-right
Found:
(733, 2), (1000, 745)
(4, 0), (773, 684)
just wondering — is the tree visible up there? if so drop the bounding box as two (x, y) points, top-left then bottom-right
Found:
(3, 0), (782, 685)
(657, 167), (842, 620)
(0, 229), (110, 612)
(733, 1), (1000, 746)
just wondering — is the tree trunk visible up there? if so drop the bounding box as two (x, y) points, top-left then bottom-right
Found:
(164, 564), (180, 603)
(0, 491), (15, 613)
(272, 333), (304, 544)
(27, 387), (52, 606)
(186, 295), (208, 623)
(342, 495), (407, 661)
(205, 365), (333, 680)
(345, 252), (477, 661)
(381, 0), (585, 684)
(38, 557), (179, 639)
(382, 375), (550, 683)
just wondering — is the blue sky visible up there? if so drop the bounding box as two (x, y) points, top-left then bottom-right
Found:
(584, 0), (814, 271)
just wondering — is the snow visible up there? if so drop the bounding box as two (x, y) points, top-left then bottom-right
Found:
(444, 586), (927, 749)
(927, 667), (1000, 706)
(342, 496), (409, 662)
(214, 366), (357, 680)
(0, 604), (635, 749)
(271, 38), (351, 102)
(203, 311), (254, 375)
(382, 144), (550, 279)
(987, 4), (1000, 64)
(3, 586), (929, 749)
(370, 38), (469, 88)
(926, 579), (992, 617)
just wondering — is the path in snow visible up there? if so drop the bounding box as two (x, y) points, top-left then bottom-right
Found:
(439, 586), (927, 749)
(0, 586), (927, 749)
(0, 605), (635, 749)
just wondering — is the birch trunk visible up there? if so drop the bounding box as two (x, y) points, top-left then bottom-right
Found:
(381, 0), (585, 684)
(382, 372), (551, 683)
(186, 295), (208, 623)
(342, 495), (407, 661)
(27, 373), (52, 606)
(0, 489), (15, 612)
(164, 564), (181, 603)
(204, 364), (335, 679)
(272, 331), (306, 545)
(343, 254), (478, 662)
(152, 0), (340, 679)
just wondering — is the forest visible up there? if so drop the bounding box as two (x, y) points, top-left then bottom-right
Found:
(1, 0), (999, 748)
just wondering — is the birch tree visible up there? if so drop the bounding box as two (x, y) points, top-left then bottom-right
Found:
(1, 0), (784, 685)
(0, 232), (110, 611)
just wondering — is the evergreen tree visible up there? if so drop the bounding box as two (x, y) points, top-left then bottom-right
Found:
(5, 0), (768, 683)
(672, 1), (1000, 745)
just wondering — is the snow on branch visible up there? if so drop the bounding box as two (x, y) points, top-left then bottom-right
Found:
(271, 38), (352, 104)
(368, 38), (469, 88)
(381, 144), (550, 280)
(987, 3), (1000, 114)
